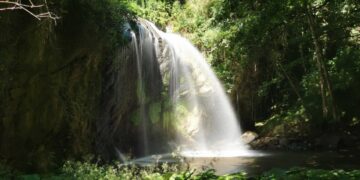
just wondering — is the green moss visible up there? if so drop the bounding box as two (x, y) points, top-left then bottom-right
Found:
(149, 102), (161, 123)
(130, 109), (141, 126)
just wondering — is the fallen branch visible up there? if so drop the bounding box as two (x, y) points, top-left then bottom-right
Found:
(0, 0), (59, 23)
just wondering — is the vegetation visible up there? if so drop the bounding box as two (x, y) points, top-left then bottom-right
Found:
(1, 161), (360, 179)
(1, 0), (360, 178)
(133, 0), (360, 133)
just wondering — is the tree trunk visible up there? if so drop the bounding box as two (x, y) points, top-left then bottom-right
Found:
(278, 62), (304, 104)
(305, 3), (338, 122)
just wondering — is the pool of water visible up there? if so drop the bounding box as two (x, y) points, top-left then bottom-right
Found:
(130, 150), (360, 176)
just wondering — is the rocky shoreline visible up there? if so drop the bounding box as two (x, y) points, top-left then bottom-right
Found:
(242, 131), (360, 151)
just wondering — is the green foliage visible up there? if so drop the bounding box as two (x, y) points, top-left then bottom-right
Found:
(0, 162), (12, 179)
(142, 0), (360, 131)
(1, 0), (360, 174)
(53, 161), (235, 180)
(117, 0), (360, 134)
(261, 105), (310, 137)
(61, 161), (123, 179)
(128, 0), (172, 28)
(3, 161), (360, 180)
(260, 168), (360, 180)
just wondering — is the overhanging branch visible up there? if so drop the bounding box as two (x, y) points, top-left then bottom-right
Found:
(0, 0), (59, 23)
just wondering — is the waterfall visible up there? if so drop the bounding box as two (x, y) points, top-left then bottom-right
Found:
(131, 31), (149, 155)
(126, 19), (252, 157)
(130, 22), (162, 156)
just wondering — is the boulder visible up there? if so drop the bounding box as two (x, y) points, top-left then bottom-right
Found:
(340, 134), (357, 147)
(314, 134), (341, 149)
(241, 131), (259, 144)
(279, 138), (288, 147)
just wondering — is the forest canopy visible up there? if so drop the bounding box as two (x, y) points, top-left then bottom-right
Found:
(133, 0), (360, 132)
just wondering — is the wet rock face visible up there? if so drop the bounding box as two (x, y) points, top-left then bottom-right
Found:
(249, 132), (360, 151)
(97, 21), (170, 158)
(96, 45), (139, 160)
(0, 4), (131, 171)
(249, 136), (312, 151)
(0, 21), (107, 171)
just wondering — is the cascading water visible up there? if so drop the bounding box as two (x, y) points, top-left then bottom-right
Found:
(130, 22), (163, 156)
(127, 19), (252, 158)
(164, 33), (250, 157)
(130, 31), (149, 155)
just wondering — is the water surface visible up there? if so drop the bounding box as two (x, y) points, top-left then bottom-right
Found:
(132, 150), (360, 176)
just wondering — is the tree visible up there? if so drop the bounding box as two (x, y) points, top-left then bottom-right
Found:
(304, 1), (338, 122)
(195, 0), (360, 129)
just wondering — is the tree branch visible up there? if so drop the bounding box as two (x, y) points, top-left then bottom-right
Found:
(0, 0), (59, 23)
